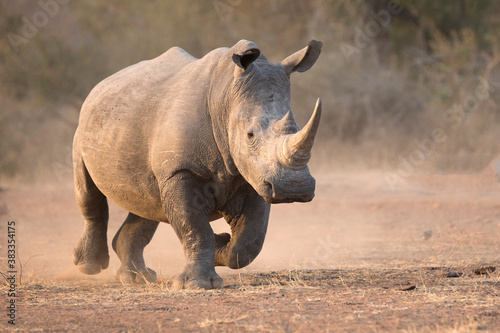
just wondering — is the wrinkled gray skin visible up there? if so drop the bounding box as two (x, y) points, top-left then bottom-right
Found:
(73, 39), (322, 289)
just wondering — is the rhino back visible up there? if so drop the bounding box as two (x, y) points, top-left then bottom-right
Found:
(75, 46), (229, 221)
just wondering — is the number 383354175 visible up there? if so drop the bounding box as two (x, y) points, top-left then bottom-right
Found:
(7, 221), (16, 267)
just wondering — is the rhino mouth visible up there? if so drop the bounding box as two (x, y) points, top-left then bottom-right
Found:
(264, 195), (315, 204)
(260, 177), (315, 204)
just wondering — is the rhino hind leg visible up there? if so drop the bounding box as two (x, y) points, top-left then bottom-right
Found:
(112, 213), (159, 284)
(73, 156), (110, 275)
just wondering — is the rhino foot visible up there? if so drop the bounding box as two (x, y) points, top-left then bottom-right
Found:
(73, 232), (109, 275)
(116, 267), (157, 284)
(173, 266), (223, 290)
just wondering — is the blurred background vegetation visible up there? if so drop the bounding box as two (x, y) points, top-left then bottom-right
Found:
(1, 0), (500, 183)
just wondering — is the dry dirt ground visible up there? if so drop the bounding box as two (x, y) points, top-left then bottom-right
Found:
(1, 171), (500, 332)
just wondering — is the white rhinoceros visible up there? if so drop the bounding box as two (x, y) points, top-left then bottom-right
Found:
(72, 39), (322, 289)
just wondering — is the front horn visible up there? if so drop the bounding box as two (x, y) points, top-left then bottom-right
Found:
(280, 98), (322, 168)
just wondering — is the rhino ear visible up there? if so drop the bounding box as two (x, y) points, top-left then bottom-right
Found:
(232, 48), (261, 70)
(281, 40), (322, 74)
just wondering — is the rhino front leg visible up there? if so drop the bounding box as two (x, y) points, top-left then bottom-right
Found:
(73, 153), (110, 275)
(163, 172), (222, 290)
(215, 185), (270, 269)
(112, 213), (159, 284)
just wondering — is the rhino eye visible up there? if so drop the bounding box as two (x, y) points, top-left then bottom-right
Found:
(246, 126), (259, 144)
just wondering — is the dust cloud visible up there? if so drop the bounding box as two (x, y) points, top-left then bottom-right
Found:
(2, 164), (499, 284)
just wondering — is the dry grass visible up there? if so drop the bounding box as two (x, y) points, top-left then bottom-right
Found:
(2, 264), (498, 332)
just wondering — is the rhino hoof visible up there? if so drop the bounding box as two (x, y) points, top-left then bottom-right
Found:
(76, 261), (108, 275)
(117, 268), (157, 284)
(173, 272), (223, 290)
(73, 234), (109, 275)
(73, 249), (109, 275)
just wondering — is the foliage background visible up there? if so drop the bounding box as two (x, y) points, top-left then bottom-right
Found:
(1, 0), (500, 182)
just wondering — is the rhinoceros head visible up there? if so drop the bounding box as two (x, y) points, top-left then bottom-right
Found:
(225, 40), (322, 204)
